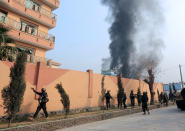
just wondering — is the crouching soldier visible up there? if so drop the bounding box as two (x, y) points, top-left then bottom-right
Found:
(141, 92), (150, 115)
(31, 88), (49, 118)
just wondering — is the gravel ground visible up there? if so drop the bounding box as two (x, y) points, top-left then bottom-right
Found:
(57, 106), (185, 131)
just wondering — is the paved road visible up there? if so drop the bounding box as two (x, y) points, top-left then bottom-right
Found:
(57, 106), (185, 131)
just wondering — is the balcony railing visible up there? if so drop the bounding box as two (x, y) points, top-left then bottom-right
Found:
(0, 13), (55, 49)
(0, 0), (57, 28)
(14, 0), (57, 21)
(41, 0), (60, 10)
(0, 13), (55, 43)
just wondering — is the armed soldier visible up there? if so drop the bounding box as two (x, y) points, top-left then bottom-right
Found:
(137, 88), (142, 106)
(31, 88), (49, 118)
(159, 92), (163, 104)
(105, 90), (112, 110)
(163, 92), (169, 106)
(123, 91), (127, 109)
(130, 90), (135, 108)
(141, 92), (150, 115)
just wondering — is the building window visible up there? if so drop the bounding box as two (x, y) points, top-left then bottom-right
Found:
(24, 0), (40, 12)
(0, 13), (6, 23)
(13, 20), (21, 30)
(0, 10), (7, 23)
(20, 21), (38, 35)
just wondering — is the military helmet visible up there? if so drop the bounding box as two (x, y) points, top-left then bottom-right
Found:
(41, 88), (46, 92)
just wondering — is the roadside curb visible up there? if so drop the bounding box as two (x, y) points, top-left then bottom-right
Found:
(1, 104), (172, 131)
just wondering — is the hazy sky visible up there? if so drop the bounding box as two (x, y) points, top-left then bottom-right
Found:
(46, 0), (185, 84)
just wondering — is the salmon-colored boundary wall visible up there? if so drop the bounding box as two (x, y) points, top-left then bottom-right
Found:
(0, 61), (164, 116)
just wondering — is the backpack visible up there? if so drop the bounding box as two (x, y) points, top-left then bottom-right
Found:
(43, 97), (49, 103)
(40, 92), (49, 103)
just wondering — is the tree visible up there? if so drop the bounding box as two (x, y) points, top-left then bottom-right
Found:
(144, 68), (155, 105)
(101, 75), (106, 109)
(0, 26), (14, 46)
(0, 46), (19, 61)
(55, 83), (70, 116)
(0, 26), (32, 61)
(0, 26), (16, 61)
(1, 52), (27, 127)
(117, 74), (123, 90)
(117, 74), (124, 108)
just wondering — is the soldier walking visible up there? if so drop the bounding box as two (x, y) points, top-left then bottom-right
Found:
(105, 91), (112, 110)
(163, 92), (169, 106)
(123, 91), (127, 109)
(32, 88), (49, 118)
(159, 92), (163, 104)
(130, 90), (135, 108)
(173, 92), (176, 104)
(137, 88), (142, 106)
(141, 92), (150, 115)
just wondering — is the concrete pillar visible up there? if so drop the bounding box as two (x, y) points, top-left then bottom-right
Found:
(87, 69), (93, 98)
(35, 62), (45, 99)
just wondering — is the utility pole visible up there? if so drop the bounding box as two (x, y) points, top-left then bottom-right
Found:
(179, 64), (184, 89)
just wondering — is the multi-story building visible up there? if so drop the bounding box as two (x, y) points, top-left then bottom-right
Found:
(0, 0), (60, 67)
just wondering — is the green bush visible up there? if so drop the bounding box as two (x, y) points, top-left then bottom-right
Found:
(55, 83), (70, 116)
(1, 52), (27, 127)
(117, 74), (124, 103)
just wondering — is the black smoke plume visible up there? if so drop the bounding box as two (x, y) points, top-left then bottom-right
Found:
(102, 0), (164, 79)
